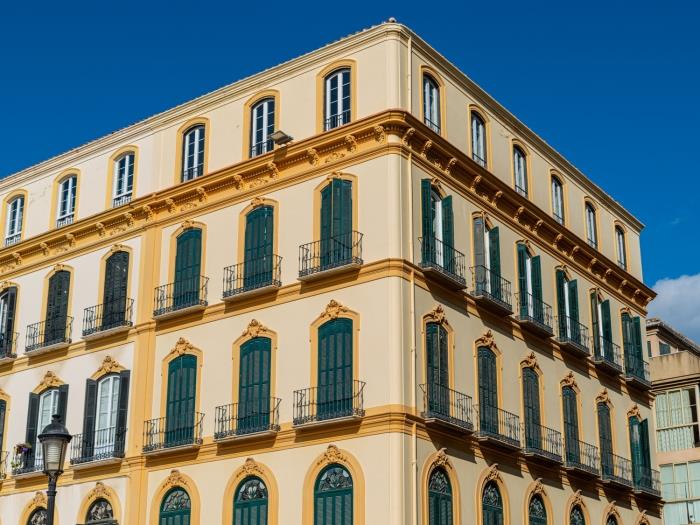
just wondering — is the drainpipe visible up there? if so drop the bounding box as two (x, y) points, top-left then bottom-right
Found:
(406, 149), (418, 525)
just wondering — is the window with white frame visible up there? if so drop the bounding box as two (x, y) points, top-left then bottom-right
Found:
(250, 98), (275, 157)
(35, 389), (60, 465)
(513, 146), (528, 197)
(5, 195), (24, 246)
(661, 462), (700, 525)
(56, 175), (77, 227)
(324, 68), (351, 131)
(181, 125), (205, 181)
(551, 176), (564, 224)
(423, 75), (440, 134)
(95, 375), (120, 455)
(471, 112), (487, 167)
(585, 203), (598, 249)
(113, 152), (134, 207)
(656, 387), (700, 452)
(615, 226), (627, 269)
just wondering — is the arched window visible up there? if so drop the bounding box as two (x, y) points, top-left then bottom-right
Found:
(478, 346), (498, 435)
(426, 322), (449, 416)
(159, 488), (191, 525)
(314, 464), (353, 524)
(428, 467), (453, 525)
(85, 498), (115, 524)
(18, 385), (68, 474)
(522, 367), (542, 452)
(28, 508), (48, 525)
(324, 68), (351, 130)
(551, 176), (564, 224)
(35, 388), (60, 468)
(569, 505), (585, 525)
(182, 125), (205, 181)
(233, 476), (268, 525)
(238, 337), (272, 434)
(5, 195), (24, 246)
(605, 516), (617, 525)
(0, 285), (18, 357)
(513, 146), (528, 197)
(471, 112), (487, 167)
(57, 175), (77, 227)
(615, 227), (627, 269)
(423, 75), (441, 134)
(528, 495), (547, 525)
(585, 203), (597, 249)
(250, 98), (275, 157)
(562, 386), (580, 466)
(318, 318), (353, 420)
(243, 206), (274, 289)
(113, 152), (134, 207)
(597, 402), (614, 479)
(482, 481), (503, 525)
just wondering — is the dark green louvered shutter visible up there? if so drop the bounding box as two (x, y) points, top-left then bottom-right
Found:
(517, 244), (528, 317)
(629, 416), (642, 484)
(598, 403), (613, 476)
(57, 384), (69, 423)
(633, 316), (644, 374)
(174, 229), (202, 307)
(115, 370), (130, 456)
(421, 179), (433, 239)
(568, 280), (579, 325)
(601, 300), (613, 357)
(320, 180), (352, 269)
(45, 270), (70, 345)
(0, 400), (6, 454)
(562, 386), (580, 463)
(166, 355), (197, 445)
(428, 468), (453, 525)
(426, 323), (449, 416)
(320, 183), (333, 268)
(488, 227), (501, 300)
(473, 218), (485, 268)
(244, 206), (274, 287)
(442, 195), (454, 273)
(622, 313), (634, 372)
(478, 347), (498, 434)
(102, 251), (129, 330)
(590, 292), (600, 354)
(531, 256), (543, 323)
(1, 286), (17, 354)
(25, 393), (40, 467)
(556, 270), (566, 322)
(314, 465), (353, 525)
(640, 418), (651, 471)
(523, 367), (541, 449)
(238, 338), (272, 432)
(318, 318), (353, 419)
(82, 379), (98, 458)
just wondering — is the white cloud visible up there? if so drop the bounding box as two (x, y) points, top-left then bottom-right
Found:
(648, 273), (700, 344)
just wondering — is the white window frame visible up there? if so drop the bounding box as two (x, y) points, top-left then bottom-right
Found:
(431, 189), (444, 267)
(513, 147), (527, 197)
(324, 69), (351, 131)
(182, 125), (205, 181)
(423, 75), (440, 133)
(5, 195), (24, 245)
(586, 204), (598, 248)
(95, 375), (120, 455)
(551, 177), (564, 224)
(113, 153), (134, 206)
(616, 227), (627, 268)
(35, 389), (60, 464)
(250, 98), (275, 157)
(471, 113), (486, 166)
(57, 176), (77, 226)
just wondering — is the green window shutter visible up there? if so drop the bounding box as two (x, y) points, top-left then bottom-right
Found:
(478, 347), (498, 434)
(629, 416), (642, 484)
(598, 403), (613, 476)
(174, 229), (202, 306)
(115, 370), (130, 455)
(428, 468), (453, 525)
(517, 244), (528, 316)
(314, 465), (353, 525)
(332, 179), (352, 238)
(531, 256), (543, 322)
(421, 179), (433, 239)
(81, 379), (98, 458)
(238, 337), (272, 432)
(601, 300), (613, 343)
(57, 384), (69, 423)
(45, 270), (70, 344)
(2, 286), (17, 349)
(640, 419), (651, 470)
(244, 206), (274, 286)
(488, 227), (500, 275)
(590, 291), (600, 353)
(473, 218), (485, 268)
(441, 195), (454, 274)
(102, 251), (129, 329)
(568, 280), (579, 324)
(0, 400), (6, 454)
(318, 319), (353, 418)
(166, 355), (197, 444)
(523, 367), (541, 448)
(562, 386), (580, 462)
(556, 270), (567, 320)
(427, 323), (449, 415)
(320, 185), (332, 242)
(25, 393), (40, 465)
(633, 316), (643, 362)
(621, 313), (633, 347)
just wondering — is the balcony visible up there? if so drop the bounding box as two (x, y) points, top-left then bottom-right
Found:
(564, 438), (600, 477)
(601, 453), (633, 489)
(515, 292), (554, 337)
(4, 233), (20, 247)
(82, 298), (134, 340)
(25, 317), (73, 354)
(324, 110), (351, 131)
(298, 231), (363, 281)
(472, 152), (486, 168)
(633, 467), (662, 498)
(0, 332), (18, 363)
(419, 237), (467, 289)
(222, 256), (282, 301)
(623, 345), (651, 389)
(56, 214), (74, 228)
(592, 331), (623, 375)
(214, 398), (281, 442)
(112, 194), (132, 208)
(470, 266), (513, 316)
(153, 276), (208, 319)
(521, 422), (562, 463)
(419, 383), (474, 433)
(143, 413), (204, 455)
(11, 449), (43, 477)
(250, 139), (274, 158)
(293, 380), (365, 428)
(475, 405), (521, 450)
(556, 316), (591, 357)
(70, 427), (126, 468)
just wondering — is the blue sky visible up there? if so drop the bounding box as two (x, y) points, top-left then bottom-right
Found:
(1, 1), (698, 336)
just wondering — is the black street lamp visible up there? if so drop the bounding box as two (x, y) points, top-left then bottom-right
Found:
(38, 414), (72, 525)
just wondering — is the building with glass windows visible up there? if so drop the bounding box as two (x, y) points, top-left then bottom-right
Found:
(0, 21), (661, 525)
(648, 318), (700, 524)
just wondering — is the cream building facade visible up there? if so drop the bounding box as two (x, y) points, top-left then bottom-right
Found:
(0, 21), (661, 525)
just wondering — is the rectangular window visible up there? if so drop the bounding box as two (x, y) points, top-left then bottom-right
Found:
(656, 388), (700, 452)
(660, 342), (672, 355)
(324, 69), (351, 131)
(585, 204), (598, 249)
(57, 176), (77, 227)
(661, 462), (700, 525)
(5, 196), (23, 246)
(113, 153), (134, 207)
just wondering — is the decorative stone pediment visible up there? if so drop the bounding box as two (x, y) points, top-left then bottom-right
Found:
(531, 478), (546, 497)
(627, 404), (641, 420)
(433, 448), (451, 469)
(241, 457), (265, 477)
(520, 352), (541, 374)
(484, 464), (502, 484)
(167, 338), (198, 359)
(109, 244), (127, 254)
(475, 330), (497, 351)
(92, 356), (125, 379)
(164, 470), (187, 489)
(321, 300), (349, 321)
(87, 481), (110, 501)
(424, 305), (448, 326)
(34, 371), (64, 393)
(242, 319), (269, 339)
(595, 389), (610, 405)
(250, 196), (266, 208)
(318, 444), (348, 467)
(560, 371), (578, 389)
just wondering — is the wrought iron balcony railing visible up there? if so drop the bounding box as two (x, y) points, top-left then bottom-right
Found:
(82, 298), (134, 337)
(564, 438), (600, 476)
(424, 117), (441, 134)
(293, 380), (365, 426)
(223, 255), (282, 299)
(592, 327), (623, 373)
(470, 265), (513, 315)
(556, 316), (590, 356)
(153, 275), (208, 318)
(472, 152), (486, 167)
(419, 237), (467, 289)
(214, 398), (281, 440)
(633, 466), (661, 497)
(181, 164), (204, 182)
(4, 233), (20, 247)
(324, 110), (351, 131)
(515, 292), (554, 336)
(0, 332), (18, 360)
(601, 452), (633, 488)
(515, 185), (528, 198)
(419, 383), (473, 431)
(11, 448), (43, 476)
(522, 421), (562, 462)
(143, 412), (204, 453)
(250, 139), (274, 157)
(476, 405), (520, 449)
(56, 214), (74, 228)
(26, 316), (73, 353)
(112, 193), (132, 208)
(623, 344), (651, 388)
(70, 426), (126, 465)
(298, 231), (363, 280)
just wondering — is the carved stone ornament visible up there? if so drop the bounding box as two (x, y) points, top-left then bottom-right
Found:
(165, 469), (187, 489)
(195, 186), (207, 201)
(53, 263), (66, 273)
(531, 219), (544, 234)
(242, 319), (268, 339)
(514, 206), (525, 222)
(595, 389), (610, 405)
(491, 190), (503, 205)
(571, 489), (584, 508)
(31, 491), (47, 507)
(560, 371), (578, 389)
(425, 305), (448, 325)
(373, 125), (386, 143)
(109, 244), (127, 255)
(618, 279), (628, 292)
(470, 175), (482, 192)
(484, 464), (502, 484)
(142, 205), (154, 221)
(63, 234), (74, 248)
(588, 258), (598, 272)
(39, 242), (50, 255)
(604, 268), (613, 281)
(421, 140), (433, 158)
(232, 173), (244, 188)
(475, 330), (497, 351)
(531, 478), (546, 497)
(165, 198), (177, 213)
(637, 511), (650, 525)
(96, 222), (107, 236)
(401, 127), (415, 145)
(321, 300), (349, 321)
(433, 448), (451, 469)
(180, 219), (194, 231)
(241, 457), (265, 477)
(327, 171), (343, 181)
(250, 196), (266, 209)
(445, 157), (457, 174)
(95, 356), (125, 377)
(605, 502), (622, 521)
(87, 481), (110, 501)
(37, 371), (64, 392)
(168, 337), (197, 359)
(569, 245), (580, 258)
(627, 404), (641, 420)
(123, 212), (134, 227)
(307, 148), (320, 166)
(267, 161), (279, 178)
(345, 134), (358, 152)
(318, 444), (348, 467)
(520, 352), (541, 374)
(429, 177), (443, 194)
